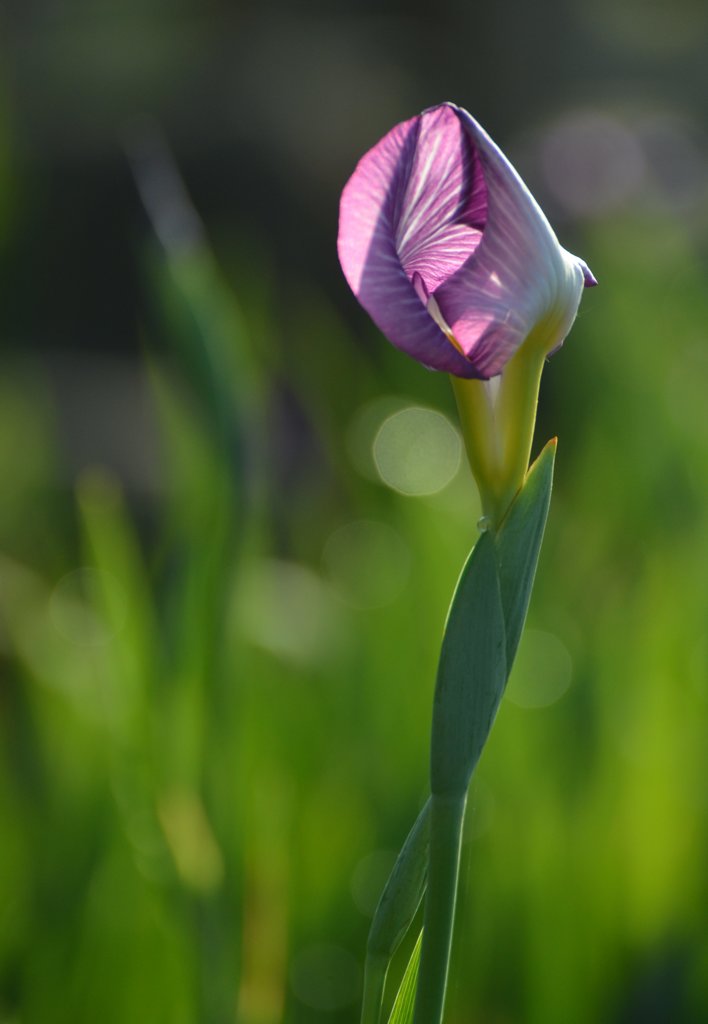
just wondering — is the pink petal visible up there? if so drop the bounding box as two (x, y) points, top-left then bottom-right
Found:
(338, 108), (485, 377)
(338, 103), (593, 379)
(434, 105), (585, 377)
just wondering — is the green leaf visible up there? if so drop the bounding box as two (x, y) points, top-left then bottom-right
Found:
(430, 531), (507, 797)
(496, 438), (556, 669)
(77, 469), (156, 735)
(361, 438), (556, 1019)
(387, 931), (423, 1024)
(429, 441), (555, 798)
(360, 801), (430, 1024)
(367, 799), (430, 961)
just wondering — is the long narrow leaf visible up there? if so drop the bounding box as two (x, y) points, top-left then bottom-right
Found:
(370, 439), (556, 1020)
(361, 801), (430, 1024)
(368, 800), (430, 960)
(387, 932), (423, 1024)
(430, 531), (507, 797)
(496, 438), (556, 668)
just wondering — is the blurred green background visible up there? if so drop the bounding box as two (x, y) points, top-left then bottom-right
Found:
(1, 1), (708, 1022)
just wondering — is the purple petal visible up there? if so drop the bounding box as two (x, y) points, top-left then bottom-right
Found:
(394, 105), (487, 294)
(338, 108), (485, 377)
(338, 102), (593, 380)
(579, 259), (598, 287)
(433, 105), (584, 378)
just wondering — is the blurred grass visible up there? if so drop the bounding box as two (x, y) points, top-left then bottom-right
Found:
(1, 131), (708, 1024)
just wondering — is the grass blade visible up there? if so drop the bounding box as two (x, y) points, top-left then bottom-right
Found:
(387, 931), (423, 1024)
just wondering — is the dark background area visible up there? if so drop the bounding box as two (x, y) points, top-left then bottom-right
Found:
(4, 0), (707, 354)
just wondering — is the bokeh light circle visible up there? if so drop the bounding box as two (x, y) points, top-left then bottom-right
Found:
(236, 560), (343, 666)
(350, 849), (397, 916)
(373, 406), (462, 496)
(323, 519), (411, 609)
(505, 629), (573, 709)
(540, 112), (646, 218)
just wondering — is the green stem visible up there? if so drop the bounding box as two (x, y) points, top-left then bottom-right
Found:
(412, 793), (467, 1024)
(451, 341), (546, 528)
(360, 955), (388, 1024)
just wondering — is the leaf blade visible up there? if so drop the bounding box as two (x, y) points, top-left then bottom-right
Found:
(430, 531), (507, 797)
(387, 931), (423, 1024)
(496, 438), (556, 669)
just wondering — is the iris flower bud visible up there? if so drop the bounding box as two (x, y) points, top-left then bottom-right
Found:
(338, 102), (595, 524)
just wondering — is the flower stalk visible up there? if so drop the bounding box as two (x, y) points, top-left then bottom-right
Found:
(451, 338), (546, 529)
(360, 956), (388, 1024)
(412, 794), (467, 1024)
